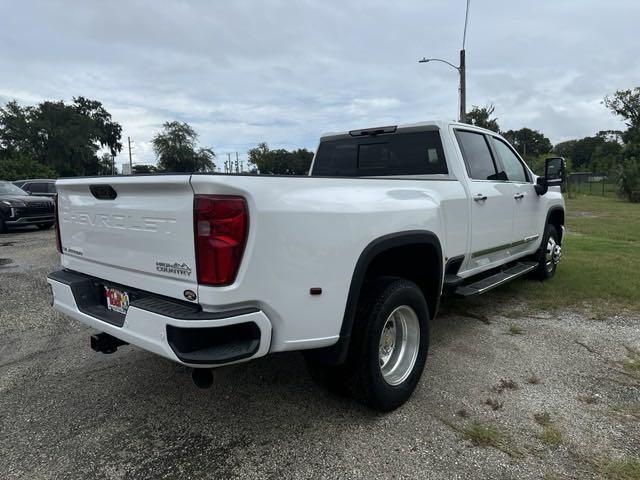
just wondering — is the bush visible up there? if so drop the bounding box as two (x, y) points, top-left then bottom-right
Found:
(617, 157), (640, 202)
(0, 155), (57, 181)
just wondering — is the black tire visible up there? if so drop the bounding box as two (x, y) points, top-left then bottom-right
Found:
(535, 224), (561, 280)
(36, 222), (54, 230)
(0, 219), (6, 234)
(307, 277), (430, 411)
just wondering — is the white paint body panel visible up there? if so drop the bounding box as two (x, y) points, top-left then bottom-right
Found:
(51, 121), (564, 366)
(57, 175), (198, 301)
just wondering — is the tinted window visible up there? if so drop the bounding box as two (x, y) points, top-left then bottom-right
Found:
(313, 141), (358, 176)
(47, 183), (57, 193)
(27, 182), (47, 193)
(0, 182), (28, 195)
(455, 131), (498, 180)
(493, 138), (528, 182)
(312, 131), (447, 176)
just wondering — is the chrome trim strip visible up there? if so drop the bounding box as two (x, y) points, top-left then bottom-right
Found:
(471, 235), (540, 258)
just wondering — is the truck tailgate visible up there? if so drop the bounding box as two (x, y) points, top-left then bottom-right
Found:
(56, 175), (197, 300)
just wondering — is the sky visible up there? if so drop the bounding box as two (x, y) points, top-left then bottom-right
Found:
(1, 0), (638, 169)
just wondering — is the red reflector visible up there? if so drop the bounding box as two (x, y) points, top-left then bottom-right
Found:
(194, 195), (248, 286)
(54, 194), (62, 253)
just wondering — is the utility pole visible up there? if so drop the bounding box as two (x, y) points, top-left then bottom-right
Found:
(128, 137), (133, 174)
(419, 0), (470, 123)
(459, 49), (466, 124)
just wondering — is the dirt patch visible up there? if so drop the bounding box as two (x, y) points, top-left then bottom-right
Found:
(567, 210), (599, 218)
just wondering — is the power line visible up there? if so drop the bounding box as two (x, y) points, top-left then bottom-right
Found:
(462, 0), (471, 50)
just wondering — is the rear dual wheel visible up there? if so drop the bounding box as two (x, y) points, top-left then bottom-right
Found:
(306, 277), (429, 411)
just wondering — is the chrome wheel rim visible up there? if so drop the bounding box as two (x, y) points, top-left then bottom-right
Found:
(545, 236), (562, 272)
(379, 305), (420, 386)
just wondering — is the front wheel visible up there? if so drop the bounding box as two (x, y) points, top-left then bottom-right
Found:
(36, 222), (54, 230)
(307, 277), (430, 411)
(536, 224), (561, 280)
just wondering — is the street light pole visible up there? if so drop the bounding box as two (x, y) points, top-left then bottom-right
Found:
(419, 0), (470, 124)
(459, 49), (466, 123)
(418, 56), (465, 123)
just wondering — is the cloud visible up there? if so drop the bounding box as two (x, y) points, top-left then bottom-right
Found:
(1, 0), (638, 167)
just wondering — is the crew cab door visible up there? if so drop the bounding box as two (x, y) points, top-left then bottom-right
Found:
(454, 129), (515, 272)
(489, 136), (545, 255)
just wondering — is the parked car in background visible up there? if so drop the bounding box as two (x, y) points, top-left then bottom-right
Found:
(13, 179), (57, 198)
(0, 181), (55, 233)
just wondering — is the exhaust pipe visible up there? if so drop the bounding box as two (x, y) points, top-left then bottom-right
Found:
(192, 368), (214, 389)
(90, 333), (128, 354)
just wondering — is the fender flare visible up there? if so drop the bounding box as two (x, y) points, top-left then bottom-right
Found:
(308, 230), (443, 365)
(544, 206), (565, 243)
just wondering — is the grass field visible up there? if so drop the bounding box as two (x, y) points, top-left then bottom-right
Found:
(462, 194), (640, 315)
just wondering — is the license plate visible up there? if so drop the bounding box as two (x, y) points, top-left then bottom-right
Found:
(104, 286), (130, 314)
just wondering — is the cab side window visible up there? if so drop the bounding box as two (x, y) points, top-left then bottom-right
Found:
(455, 130), (500, 181)
(27, 182), (47, 193)
(492, 138), (529, 182)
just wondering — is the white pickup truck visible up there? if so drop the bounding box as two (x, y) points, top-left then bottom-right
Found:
(48, 121), (565, 411)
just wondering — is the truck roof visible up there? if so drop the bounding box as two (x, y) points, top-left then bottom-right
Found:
(320, 120), (496, 141)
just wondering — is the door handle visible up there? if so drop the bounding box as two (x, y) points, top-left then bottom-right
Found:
(514, 193), (525, 200)
(473, 194), (488, 202)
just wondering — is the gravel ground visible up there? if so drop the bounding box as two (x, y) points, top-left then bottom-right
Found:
(1, 228), (639, 479)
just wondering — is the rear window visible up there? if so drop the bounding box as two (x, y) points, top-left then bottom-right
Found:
(312, 131), (447, 177)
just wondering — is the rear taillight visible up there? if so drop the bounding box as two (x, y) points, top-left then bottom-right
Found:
(54, 194), (62, 253)
(194, 195), (248, 286)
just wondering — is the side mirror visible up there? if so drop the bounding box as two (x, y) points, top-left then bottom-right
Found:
(545, 157), (565, 186)
(535, 157), (566, 195)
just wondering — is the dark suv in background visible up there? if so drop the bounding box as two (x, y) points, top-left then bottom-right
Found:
(0, 181), (55, 233)
(13, 179), (57, 198)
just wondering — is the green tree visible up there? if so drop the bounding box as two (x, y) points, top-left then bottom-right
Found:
(97, 152), (116, 175)
(604, 88), (640, 199)
(0, 101), (35, 158)
(605, 88), (640, 159)
(0, 97), (122, 176)
(0, 154), (56, 181)
(553, 140), (577, 160)
(247, 143), (313, 175)
(502, 128), (552, 159)
(466, 104), (500, 132)
(604, 88), (640, 129)
(617, 157), (640, 202)
(552, 132), (622, 172)
(152, 121), (215, 172)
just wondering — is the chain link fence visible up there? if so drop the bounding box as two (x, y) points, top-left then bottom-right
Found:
(567, 172), (618, 197)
